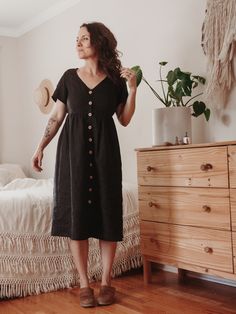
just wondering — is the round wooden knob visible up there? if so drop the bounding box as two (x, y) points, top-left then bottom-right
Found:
(202, 205), (211, 213)
(200, 163), (213, 171)
(204, 247), (213, 254)
(150, 238), (158, 245)
(149, 201), (159, 208)
(147, 166), (155, 172)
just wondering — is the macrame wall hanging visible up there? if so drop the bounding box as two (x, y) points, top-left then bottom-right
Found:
(201, 0), (236, 106)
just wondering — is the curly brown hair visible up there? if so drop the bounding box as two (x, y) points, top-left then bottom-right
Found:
(80, 22), (122, 84)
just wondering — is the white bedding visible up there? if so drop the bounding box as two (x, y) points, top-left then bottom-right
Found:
(0, 178), (141, 298)
(0, 178), (53, 234)
(0, 178), (138, 232)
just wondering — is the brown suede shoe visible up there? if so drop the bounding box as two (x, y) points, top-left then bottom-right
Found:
(79, 287), (96, 307)
(97, 285), (116, 306)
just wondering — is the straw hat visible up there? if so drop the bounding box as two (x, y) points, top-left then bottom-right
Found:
(34, 79), (54, 114)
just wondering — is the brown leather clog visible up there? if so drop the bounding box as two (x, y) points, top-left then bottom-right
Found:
(97, 285), (116, 306)
(79, 287), (96, 307)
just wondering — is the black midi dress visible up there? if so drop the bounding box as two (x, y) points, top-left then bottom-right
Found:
(51, 68), (128, 241)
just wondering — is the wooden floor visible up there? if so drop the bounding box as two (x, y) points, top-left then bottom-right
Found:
(1, 269), (236, 314)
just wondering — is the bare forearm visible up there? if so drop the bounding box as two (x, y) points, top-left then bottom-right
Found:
(37, 117), (61, 151)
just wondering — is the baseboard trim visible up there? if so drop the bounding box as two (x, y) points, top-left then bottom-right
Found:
(154, 263), (236, 287)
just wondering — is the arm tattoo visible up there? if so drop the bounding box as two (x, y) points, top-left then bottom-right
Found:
(44, 118), (57, 138)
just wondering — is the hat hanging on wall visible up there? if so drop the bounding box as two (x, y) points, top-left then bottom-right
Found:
(34, 79), (54, 114)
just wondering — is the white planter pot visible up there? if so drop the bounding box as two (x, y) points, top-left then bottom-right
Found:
(152, 107), (192, 146)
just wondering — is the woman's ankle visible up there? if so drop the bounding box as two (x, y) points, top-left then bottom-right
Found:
(101, 279), (111, 286)
(80, 280), (90, 289)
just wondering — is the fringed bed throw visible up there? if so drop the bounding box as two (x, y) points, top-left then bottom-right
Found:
(202, 0), (236, 105)
(0, 212), (141, 299)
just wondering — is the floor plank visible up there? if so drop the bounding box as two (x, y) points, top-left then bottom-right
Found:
(1, 269), (236, 314)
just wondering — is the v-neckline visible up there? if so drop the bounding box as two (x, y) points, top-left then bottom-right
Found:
(75, 68), (108, 91)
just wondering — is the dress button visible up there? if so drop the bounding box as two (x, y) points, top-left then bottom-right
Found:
(89, 162), (93, 167)
(89, 188), (92, 192)
(89, 175), (93, 180)
(88, 113), (92, 117)
(88, 101), (92, 105)
(88, 125), (92, 130)
(88, 200), (92, 204)
(89, 150), (93, 155)
(89, 91), (92, 94)
(88, 138), (93, 142)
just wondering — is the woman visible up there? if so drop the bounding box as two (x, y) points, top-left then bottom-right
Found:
(32, 22), (137, 308)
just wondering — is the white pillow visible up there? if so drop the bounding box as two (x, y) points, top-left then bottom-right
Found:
(0, 168), (11, 187)
(0, 164), (26, 185)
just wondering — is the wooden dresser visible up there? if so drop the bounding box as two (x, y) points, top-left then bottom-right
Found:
(136, 141), (236, 284)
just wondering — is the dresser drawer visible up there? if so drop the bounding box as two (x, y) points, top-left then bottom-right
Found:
(229, 145), (236, 188)
(232, 232), (236, 273)
(140, 221), (233, 273)
(137, 147), (228, 187)
(230, 189), (236, 231)
(139, 186), (230, 230)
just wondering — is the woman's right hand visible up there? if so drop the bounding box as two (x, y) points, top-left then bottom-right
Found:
(31, 100), (67, 173)
(32, 148), (44, 172)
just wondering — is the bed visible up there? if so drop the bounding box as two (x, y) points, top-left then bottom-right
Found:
(0, 164), (141, 298)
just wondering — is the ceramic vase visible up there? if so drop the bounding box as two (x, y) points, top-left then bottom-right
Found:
(152, 107), (192, 146)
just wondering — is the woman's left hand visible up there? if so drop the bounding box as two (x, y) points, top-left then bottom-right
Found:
(120, 67), (137, 90)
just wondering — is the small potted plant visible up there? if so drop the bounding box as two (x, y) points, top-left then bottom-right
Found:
(132, 62), (210, 145)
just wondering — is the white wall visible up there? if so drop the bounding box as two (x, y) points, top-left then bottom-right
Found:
(0, 37), (21, 168)
(1, 0), (236, 182)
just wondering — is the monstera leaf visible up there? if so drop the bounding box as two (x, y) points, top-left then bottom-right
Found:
(131, 65), (143, 87)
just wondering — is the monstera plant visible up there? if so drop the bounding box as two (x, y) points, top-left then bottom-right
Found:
(132, 62), (210, 121)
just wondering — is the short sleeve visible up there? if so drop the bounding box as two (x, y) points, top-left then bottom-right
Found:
(52, 71), (68, 105)
(117, 78), (128, 106)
